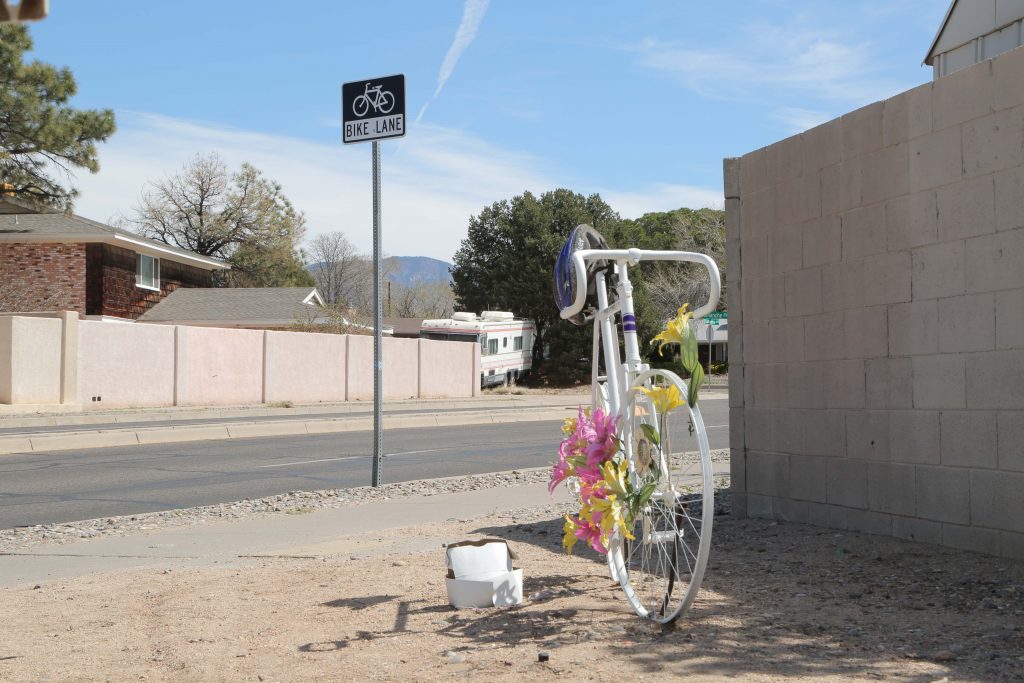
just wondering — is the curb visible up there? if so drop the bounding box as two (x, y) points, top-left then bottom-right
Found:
(0, 406), (577, 456)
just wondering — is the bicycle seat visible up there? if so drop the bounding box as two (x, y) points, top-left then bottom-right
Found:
(553, 224), (610, 326)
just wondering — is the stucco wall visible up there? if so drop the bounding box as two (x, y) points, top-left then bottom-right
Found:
(175, 326), (265, 406)
(1, 319), (480, 407)
(77, 320), (175, 407)
(726, 45), (1024, 559)
(0, 316), (62, 403)
(264, 330), (347, 403)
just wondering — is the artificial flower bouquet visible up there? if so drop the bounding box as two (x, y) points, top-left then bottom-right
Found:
(550, 303), (707, 555)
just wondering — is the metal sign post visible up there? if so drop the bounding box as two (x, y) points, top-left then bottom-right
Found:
(343, 74), (406, 487)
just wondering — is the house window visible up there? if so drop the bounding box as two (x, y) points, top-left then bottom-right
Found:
(488, 339), (498, 354)
(136, 254), (160, 291)
(514, 336), (523, 351)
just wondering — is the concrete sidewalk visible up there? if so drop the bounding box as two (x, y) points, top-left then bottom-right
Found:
(0, 480), (574, 588)
(0, 390), (730, 455)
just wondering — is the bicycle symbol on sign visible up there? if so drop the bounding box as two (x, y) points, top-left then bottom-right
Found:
(352, 83), (395, 117)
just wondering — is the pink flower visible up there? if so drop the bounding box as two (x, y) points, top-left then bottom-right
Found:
(548, 458), (572, 494)
(573, 518), (607, 554)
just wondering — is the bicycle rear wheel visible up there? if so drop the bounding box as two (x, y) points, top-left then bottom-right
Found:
(608, 368), (714, 624)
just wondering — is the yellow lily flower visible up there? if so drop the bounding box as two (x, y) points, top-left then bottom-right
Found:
(561, 416), (578, 436)
(640, 384), (686, 413)
(562, 516), (579, 555)
(650, 303), (693, 353)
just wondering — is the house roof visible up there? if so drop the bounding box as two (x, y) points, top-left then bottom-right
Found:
(0, 200), (229, 270)
(925, 0), (1024, 64)
(139, 287), (325, 325)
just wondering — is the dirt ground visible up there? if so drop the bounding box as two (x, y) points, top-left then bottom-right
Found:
(1, 504), (1022, 682)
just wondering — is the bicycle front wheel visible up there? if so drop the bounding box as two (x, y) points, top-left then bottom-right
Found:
(609, 368), (714, 624)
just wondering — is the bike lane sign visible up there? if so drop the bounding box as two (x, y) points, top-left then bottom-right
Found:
(342, 74), (406, 144)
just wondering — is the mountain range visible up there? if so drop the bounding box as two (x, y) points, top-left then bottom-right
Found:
(306, 255), (452, 288)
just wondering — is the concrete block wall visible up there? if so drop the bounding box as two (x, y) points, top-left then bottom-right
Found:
(726, 45), (1024, 559)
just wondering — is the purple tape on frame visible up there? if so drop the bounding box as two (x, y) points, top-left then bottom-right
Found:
(623, 313), (637, 332)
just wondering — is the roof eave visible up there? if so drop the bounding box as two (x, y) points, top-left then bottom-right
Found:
(0, 232), (229, 270)
(924, 0), (959, 65)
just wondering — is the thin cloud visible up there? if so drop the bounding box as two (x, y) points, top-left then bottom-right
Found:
(416, 0), (490, 124)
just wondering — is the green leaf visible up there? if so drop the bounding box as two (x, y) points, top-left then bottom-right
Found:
(687, 364), (705, 407)
(639, 422), (660, 447)
(637, 482), (658, 507)
(680, 329), (699, 371)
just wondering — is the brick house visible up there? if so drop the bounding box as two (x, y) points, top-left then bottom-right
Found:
(0, 198), (228, 319)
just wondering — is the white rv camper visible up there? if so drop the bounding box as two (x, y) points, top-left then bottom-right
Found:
(420, 311), (535, 387)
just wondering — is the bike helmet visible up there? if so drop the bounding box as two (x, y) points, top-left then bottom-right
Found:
(553, 224), (610, 326)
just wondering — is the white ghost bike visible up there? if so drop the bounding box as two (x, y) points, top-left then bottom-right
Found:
(553, 224), (721, 624)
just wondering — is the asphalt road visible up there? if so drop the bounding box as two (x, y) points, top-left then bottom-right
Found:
(0, 400), (729, 529)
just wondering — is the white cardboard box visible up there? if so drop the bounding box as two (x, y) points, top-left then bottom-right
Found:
(445, 539), (523, 608)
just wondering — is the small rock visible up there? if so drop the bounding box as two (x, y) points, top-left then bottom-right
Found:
(392, 560), (408, 567)
(538, 651), (550, 663)
(32, 584), (41, 590)
(444, 651), (465, 664)
(932, 650), (957, 662)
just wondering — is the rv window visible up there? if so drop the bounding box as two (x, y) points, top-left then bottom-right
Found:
(488, 339), (498, 354)
(503, 337), (508, 348)
(514, 336), (523, 351)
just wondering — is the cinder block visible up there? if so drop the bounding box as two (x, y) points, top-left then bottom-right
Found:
(772, 498), (808, 523)
(937, 292), (995, 353)
(730, 446), (746, 493)
(771, 409), (804, 454)
(826, 458), (868, 508)
(732, 492), (750, 518)
(846, 410), (890, 461)
(747, 450), (789, 498)
(823, 360), (866, 410)
(862, 142), (909, 206)
(936, 174), (995, 241)
(741, 233), (768, 282)
(776, 174), (821, 226)
(838, 156), (865, 212)
(729, 365), (745, 407)
(803, 311), (844, 361)
(785, 268), (822, 317)
(931, 58), (993, 131)
(994, 166), (1024, 232)
(767, 134), (804, 184)
(740, 147), (768, 196)
(1001, 530), (1024, 560)
(892, 515), (942, 544)
(802, 215), (842, 268)
(965, 228), (1024, 293)
(788, 454), (827, 503)
(749, 274), (786, 322)
(844, 306), (888, 359)
(745, 408), (773, 452)
(888, 300), (938, 356)
(724, 157), (741, 199)
(882, 91), (909, 147)
(746, 493), (773, 518)
(726, 199), (741, 242)
(786, 363), (826, 410)
(744, 187), (778, 234)
(841, 204), (887, 259)
(906, 81), (933, 139)
(992, 44), (1024, 111)
(912, 354), (966, 410)
(862, 251), (911, 307)
(962, 107), (1024, 178)
(997, 410), (1024, 472)
(803, 119), (842, 171)
(909, 126), (962, 193)
(911, 240), (965, 301)
(943, 523), (1001, 556)
(729, 406), (746, 452)
(865, 357), (913, 409)
(768, 224), (803, 274)
(820, 163), (841, 217)
(767, 317), (804, 364)
(744, 321), (769, 365)
(971, 469), (1024, 532)
(915, 465), (971, 524)
(807, 502), (831, 527)
(845, 509), (893, 536)
(965, 349), (1024, 409)
(886, 191), (938, 251)
(828, 505), (849, 530)
(821, 259), (864, 312)
(889, 410), (940, 465)
(841, 101), (884, 160)
(803, 408), (846, 457)
(940, 410), (997, 468)
(748, 363), (784, 407)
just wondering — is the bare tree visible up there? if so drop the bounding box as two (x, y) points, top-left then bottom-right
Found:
(307, 231), (362, 305)
(127, 153), (312, 287)
(644, 210), (726, 321)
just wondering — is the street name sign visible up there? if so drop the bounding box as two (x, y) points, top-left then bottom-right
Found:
(702, 311), (728, 324)
(342, 74), (406, 144)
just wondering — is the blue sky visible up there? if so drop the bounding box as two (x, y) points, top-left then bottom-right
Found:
(26, 1), (947, 261)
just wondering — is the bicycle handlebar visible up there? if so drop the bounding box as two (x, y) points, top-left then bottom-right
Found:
(560, 248), (721, 322)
